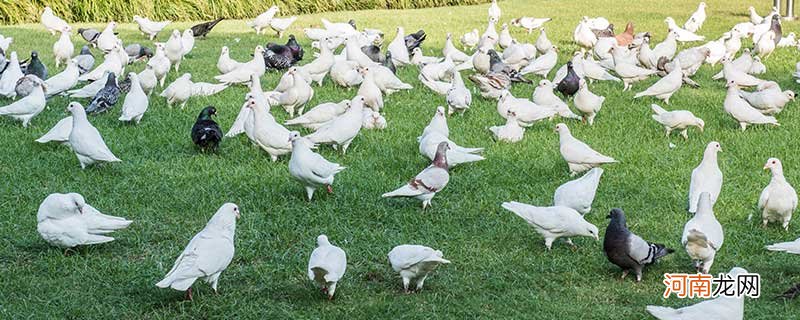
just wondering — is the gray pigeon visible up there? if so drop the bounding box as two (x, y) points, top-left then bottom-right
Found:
(124, 44), (153, 63)
(22, 51), (48, 80)
(769, 14), (782, 45)
(15, 75), (44, 98)
(75, 46), (95, 75)
(603, 208), (673, 282)
(77, 28), (101, 45)
(85, 72), (120, 114)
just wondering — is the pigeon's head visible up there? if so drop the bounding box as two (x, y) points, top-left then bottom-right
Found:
(357, 66), (370, 76)
(317, 234), (330, 246)
(664, 17), (675, 25)
(764, 158), (783, 173)
(695, 117), (705, 132)
(554, 123), (570, 134)
(501, 23), (508, 31)
(254, 45), (265, 55)
(44, 6), (53, 13)
(287, 66), (299, 75)
(435, 106), (446, 117)
(66, 193), (87, 215)
(772, 14), (781, 22)
(270, 5), (280, 13)
(244, 98), (258, 110)
(133, 15), (142, 21)
(288, 130), (304, 143)
(210, 203), (240, 226)
(61, 26), (72, 33)
(433, 142), (451, 169)
(607, 208), (626, 222)
(784, 91), (796, 101)
(30, 51), (39, 59)
(488, 17), (498, 24)
(183, 29), (194, 37)
(538, 79), (552, 88)
(108, 21), (118, 29)
(171, 29), (181, 38)
(350, 96), (366, 109)
(66, 102), (85, 115)
(583, 222), (600, 241)
(705, 141), (722, 154)
(724, 79), (738, 89)
(699, 2), (706, 8)
(199, 106), (217, 119)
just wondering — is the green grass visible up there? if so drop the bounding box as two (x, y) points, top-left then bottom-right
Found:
(1, 0), (800, 318)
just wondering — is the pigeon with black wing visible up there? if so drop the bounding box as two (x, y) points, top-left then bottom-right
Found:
(557, 61), (580, 97)
(603, 208), (673, 282)
(361, 45), (383, 63)
(77, 28), (101, 46)
(264, 42), (295, 70)
(191, 18), (224, 38)
(85, 72), (120, 114)
(404, 30), (426, 54)
(124, 44), (153, 63)
(487, 49), (530, 83)
(191, 106), (222, 151)
(286, 34), (304, 62)
(383, 51), (396, 74)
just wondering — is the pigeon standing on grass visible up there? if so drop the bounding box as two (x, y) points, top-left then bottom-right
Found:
(118, 72), (149, 124)
(37, 193), (132, 249)
(383, 142), (450, 209)
(603, 208), (674, 282)
(650, 104), (705, 140)
(67, 102), (122, 169)
(23, 51), (48, 80)
(502, 202), (599, 250)
(554, 168), (603, 215)
(388, 245), (450, 293)
(288, 131), (346, 201)
(688, 142), (723, 214)
(191, 18), (224, 38)
(36, 116), (73, 145)
(156, 203), (240, 301)
(191, 106), (223, 151)
(556, 61), (580, 97)
(308, 235), (347, 300)
(86, 72), (121, 114)
(555, 123), (617, 176)
(646, 267), (746, 319)
(0, 80), (45, 127)
(757, 158), (797, 230)
(682, 192), (724, 273)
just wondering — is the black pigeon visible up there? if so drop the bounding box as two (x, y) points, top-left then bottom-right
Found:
(77, 28), (101, 45)
(556, 61), (580, 97)
(191, 106), (223, 151)
(124, 44), (153, 63)
(487, 49), (530, 83)
(778, 283), (800, 299)
(592, 24), (615, 38)
(603, 208), (674, 282)
(86, 72), (121, 114)
(361, 45), (384, 63)
(263, 43), (295, 70)
(75, 46), (95, 75)
(117, 73), (131, 94)
(22, 51), (47, 80)
(769, 14), (782, 45)
(191, 18), (224, 38)
(285, 35), (304, 62)
(404, 30), (426, 54)
(382, 51), (396, 74)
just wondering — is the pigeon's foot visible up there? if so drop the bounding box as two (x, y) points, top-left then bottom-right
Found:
(185, 287), (194, 301)
(327, 185), (333, 193)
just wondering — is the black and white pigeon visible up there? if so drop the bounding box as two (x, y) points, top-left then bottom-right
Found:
(191, 18), (224, 38)
(404, 30), (426, 53)
(75, 46), (95, 75)
(124, 44), (153, 63)
(0, 48), (7, 75)
(191, 106), (222, 151)
(778, 283), (800, 299)
(556, 61), (580, 97)
(263, 43), (295, 70)
(383, 51), (396, 74)
(22, 51), (48, 80)
(77, 28), (101, 46)
(603, 208), (674, 282)
(286, 35), (304, 62)
(15, 75), (44, 98)
(361, 45), (383, 63)
(117, 73), (131, 94)
(487, 49), (530, 83)
(85, 72), (121, 114)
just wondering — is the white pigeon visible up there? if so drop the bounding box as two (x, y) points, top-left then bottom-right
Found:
(682, 192), (724, 273)
(44, 58), (80, 97)
(418, 129), (483, 169)
(382, 142), (450, 209)
(748, 56), (766, 75)
(216, 46), (241, 74)
(683, 2), (707, 33)
(720, 57), (764, 87)
(138, 65), (158, 96)
(357, 67), (384, 111)
(181, 29), (195, 56)
(421, 106), (449, 137)
(269, 16), (297, 38)
(96, 22), (118, 53)
(68, 71), (111, 98)
(36, 116), (73, 145)
(148, 43), (171, 87)
(118, 72), (149, 124)
(288, 131), (345, 200)
(165, 30), (184, 72)
(411, 47), (442, 66)
(41, 7), (70, 35)
(646, 267), (746, 320)
(749, 6), (766, 24)
(535, 28), (553, 54)
(580, 55), (620, 82)
(321, 18), (357, 37)
(420, 55), (455, 82)
(0, 34), (12, 52)
(446, 69), (471, 115)
(248, 6), (280, 35)
(497, 23), (513, 49)
(387, 27), (411, 66)
(214, 46), (266, 85)
(612, 54), (658, 91)
(482, 18), (499, 48)
(159, 73), (193, 108)
(701, 34), (726, 65)
(298, 38), (335, 85)
(713, 51), (752, 80)
(502, 202), (600, 250)
(574, 79), (605, 125)
(388, 245), (450, 293)
(511, 17), (551, 34)
(37, 193), (132, 248)
(573, 19), (597, 49)
(688, 142), (723, 213)
(766, 237), (800, 254)
(531, 80), (581, 120)
(0, 52), (24, 98)
(724, 31), (744, 59)
(330, 60), (362, 87)
(758, 158), (797, 230)
(555, 123), (617, 176)
(67, 102), (122, 169)
(489, 110), (525, 143)
(520, 46), (558, 76)
(554, 168), (603, 215)
(651, 31), (679, 65)
(371, 65), (412, 95)
(362, 109), (387, 130)
(488, 0), (501, 21)
(285, 100), (349, 130)
(245, 97), (292, 161)
(269, 67), (314, 116)
(460, 29), (480, 50)
(78, 50), (123, 82)
(52, 27), (74, 68)
(0, 80), (45, 127)
(305, 96), (364, 154)
(755, 31), (775, 58)
(724, 80), (778, 131)
(308, 235), (347, 300)
(156, 203), (240, 301)
(443, 33), (471, 63)
(739, 81), (795, 115)
(634, 57), (683, 104)
(650, 104), (704, 140)
(778, 32), (797, 47)
(497, 91), (556, 127)
(665, 17), (704, 42)
(133, 15), (170, 40)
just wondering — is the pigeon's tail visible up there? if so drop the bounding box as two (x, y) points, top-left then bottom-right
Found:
(649, 243), (675, 264)
(83, 205), (133, 234)
(633, 90), (651, 99)
(284, 114), (312, 126)
(765, 241), (800, 253)
(382, 184), (423, 198)
(453, 146), (483, 154)
(447, 151), (485, 166)
(650, 104), (667, 115)
(645, 306), (679, 319)
(501, 201), (534, 222)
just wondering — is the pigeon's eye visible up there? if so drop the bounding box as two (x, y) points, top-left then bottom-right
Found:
(773, 160), (777, 164)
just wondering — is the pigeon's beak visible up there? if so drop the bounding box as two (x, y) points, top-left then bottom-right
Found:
(594, 234), (599, 241)
(763, 165), (770, 171)
(78, 206), (85, 214)
(234, 208), (240, 219)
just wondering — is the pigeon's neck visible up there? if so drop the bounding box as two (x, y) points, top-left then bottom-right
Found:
(607, 217), (628, 235)
(700, 150), (718, 166)
(432, 150), (448, 169)
(771, 167), (786, 181)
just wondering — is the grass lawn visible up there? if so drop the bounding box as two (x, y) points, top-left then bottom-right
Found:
(2, 0), (800, 318)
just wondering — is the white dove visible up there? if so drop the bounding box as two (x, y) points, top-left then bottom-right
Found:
(383, 142), (450, 209)
(702, 35), (726, 65)
(165, 30), (184, 72)
(248, 6), (279, 35)
(646, 267), (746, 320)
(388, 245), (450, 293)
(44, 58), (80, 97)
(511, 17), (551, 34)
(156, 203), (240, 301)
(532, 80), (581, 120)
(573, 19), (597, 49)
(749, 6), (766, 24)
(682, 192), (724, 273)
(488, 0), (501, 20)
(766, 238), (800, 254)
(269, 67), (313, 116)
(371, 65), (412, 95)
(41, 7), (70, 35)
(269, 16), (297, 38)
(483, 18), (499, 46)
(37, 193), (132, 249)
(520, 46), (558, 76)
(713, 51), (752, 80)
(181, 29), (195, 56)
(138, 65), (158, 96)
(330, 60), (362, 87)
(357, 66), (384, 111)
(665, 17), (704, 42)
(0, 34), (11, 52)
(67, 102), (121, 169)
(489, 110), (525, 143)
(748, 56), (766, 74)
(420, 55), (455, 82)
(724, 80), (778, 131)
(650, 104), (704, 140)
(634, 57), (683, 104)
(555, 123), (617, 176)
(460, 29), (479, 50)
(758, 158), (797, 230)
(612, 54), (658, 91)
(497, 91), (556, 127)
(724, 31), (744, 59)
(305, 96), (364, 154)
(497, 23), (513, 49)
(0, 80), (45, 127)
(0, 52), (24, 98)
(535, 28), (553, 54)
(308, 235), (347, 300)
(96, 22), (118, 53)
(298, 38), (335, 85)
(418, 129), (483, 169)
(651, 31), (679, 65)
(574, 79), (605, 125)
(720, 57), (764, 87)
(289, 132), (346, 200)
(502, 202), (600, 250)
(683, 2), (707, 33)
(387, 27), (410, 66)
(778, 32), (797, 47)
(285, 100), (349, 130)
(214, 46), (266, 85)
(159, 73), (193, 108)
(418, 73), (452, 96)
(361, 109), (387, 130)
(245, 98), (292, 161)
(554, 168), (604, 215)
(52, 27), (74, 68)
(755, 31), (775, 58)
(78, 50), (123, 82)
(739, 81), (795, 115)
(36, 116), (72, 145)
(148, 43), (171, 87)
(688, 142), (723, 213)
(443, 33), (471, 63)
(133, 15), (170, 40)
(421, 106), (449, 138)
(118, 72), (149, 124)
(216, 46), (241, 74)
(411, 47), (443, 66)
(446, 69), (471, 115)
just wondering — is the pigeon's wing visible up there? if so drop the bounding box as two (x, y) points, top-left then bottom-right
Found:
(80, 204), (132, 234)
(156, 230), (234, 290)
(226, 103), (251, 138)
(0, 99), (35, 115)
(36, 116), (73, 143)
(758, 186), (770, 210)
(309, 153), (343, 179)
(388, 246), (435, 271)
(626, 233), (654, 264)
(191, 82), (227, 97)
(308, 246), (347, 281)
(561, 139), (614, 164)
(502, 202), (569, 232)
(415, 166), (450, 191)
